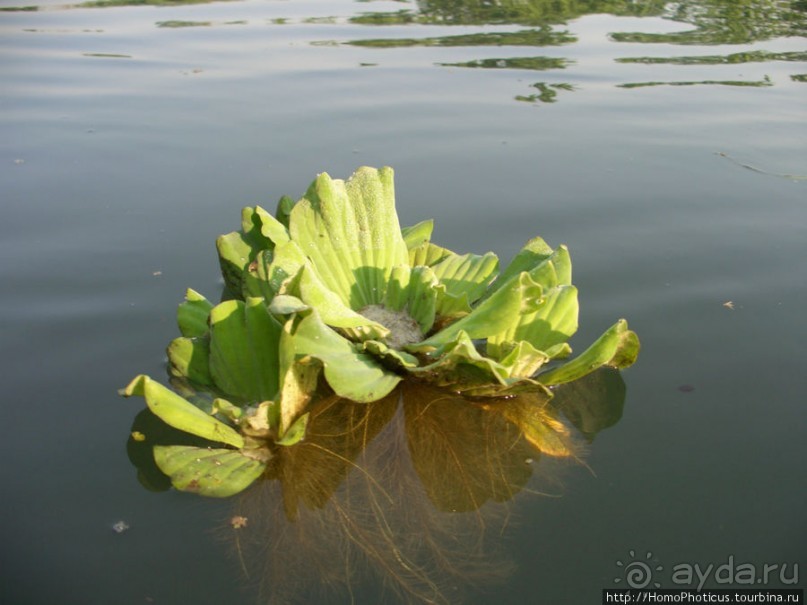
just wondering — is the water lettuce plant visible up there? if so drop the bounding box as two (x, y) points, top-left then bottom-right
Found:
(122, 166), (638, 497)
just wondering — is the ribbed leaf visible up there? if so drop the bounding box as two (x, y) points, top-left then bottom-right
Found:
(401, 219), (434, 250)
(410, 330), (510, 386)
(431, 251), (499, 305)
(296, 263), (389, 339)
(496, 340), (550, 378)
(289, 167), (409, 309)
(383, 265), (438, 333)
(409, 241), (453, 267)
(487, 285), (579, 357)
(414, 272), (544, 349)
(122, 375), (244, 448)
(433, 286), (472, 319)
(538, 319), (640, 386)
(492, 236), (555, 291)
(153, 445), (265, 497)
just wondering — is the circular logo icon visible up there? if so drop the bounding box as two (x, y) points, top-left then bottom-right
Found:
(614, 550), (663, 588)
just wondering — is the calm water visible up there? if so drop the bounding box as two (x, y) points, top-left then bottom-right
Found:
(1, 1), (805, 603)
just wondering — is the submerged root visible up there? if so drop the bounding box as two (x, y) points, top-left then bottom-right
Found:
(222, 383), (580, 604)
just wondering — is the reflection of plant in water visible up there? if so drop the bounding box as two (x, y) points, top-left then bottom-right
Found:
(516, 82), (575, 104)
(618, 76), (773, 88)
(345, 1), (805, 103)
(122, 167), (638, 497)
(77, 0), (238, 7)
(351, 0), (667, 26)
(352, 0), (805, 41)
(346, 27), (575, 48)
(438, 56), (570, 70)
(126, 374), (625, 604)
(616, 50), (807, 66)
(611, 0), (807, 45)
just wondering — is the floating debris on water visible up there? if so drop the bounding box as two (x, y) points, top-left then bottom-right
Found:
(112, 520), (130, 534)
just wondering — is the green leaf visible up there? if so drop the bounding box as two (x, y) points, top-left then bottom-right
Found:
(254, 205), (290, 246)
(290, 310), (402, 403)
(153, 445), (265, 497)
(433, 286), (472, 319)
(209, 298), (282, 402)
(493, 236), (554, 290)
(122, 375), (244, 448)
(289, 167), (409, 309)
(484, 239), (570, 300)
(296, 263), (389, 339)
(276, 195), (295, 228)
(410, 330), (510, 386)
(276, 412), (309, 446)
(167, 335), (212, 385)
(211, 397), (243, 422)
(177, 288), (213, 337)
(407, 333), (552, 397)
(215, 207), (274, 297)
(216, 231), (254, 298)
(414, 271), (544, 349)
(538, 319), (640, 386)
(401, 219), (434, 249)
(383, 265), (438, 333)
(243, 240), (307, 301)
(268, 294), (309, 315)
(496, 340), (550, 378)
(430, 251), (499, 306)
(409, 241), (453, 267)
(362, 339), (420, 369)
(487, 284), (579, 357)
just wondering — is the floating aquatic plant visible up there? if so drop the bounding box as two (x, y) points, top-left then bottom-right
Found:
(122, 166), (638, 497)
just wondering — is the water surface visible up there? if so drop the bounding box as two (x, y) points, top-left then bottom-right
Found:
(1, 1), (805, 603)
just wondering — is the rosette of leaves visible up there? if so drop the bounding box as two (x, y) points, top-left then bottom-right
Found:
(121, 282), (320, 496)
(219, 166), (638, 406)
(122, 166), (638, 498)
